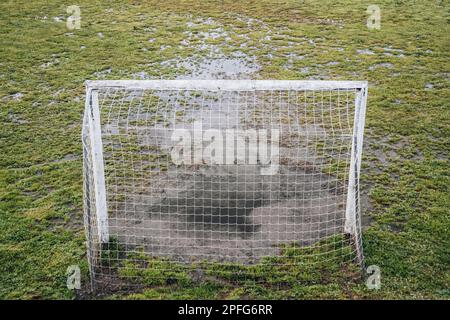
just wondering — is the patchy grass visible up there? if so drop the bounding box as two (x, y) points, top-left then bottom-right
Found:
(0, 0), (448, 299)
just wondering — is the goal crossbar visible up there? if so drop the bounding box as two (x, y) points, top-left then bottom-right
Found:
(86, 80), (368, 91)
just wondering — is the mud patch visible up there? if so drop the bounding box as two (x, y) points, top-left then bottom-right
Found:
(109, 164), (347, 264)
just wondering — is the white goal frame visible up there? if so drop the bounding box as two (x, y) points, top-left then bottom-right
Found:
(82, 80), (368, 284)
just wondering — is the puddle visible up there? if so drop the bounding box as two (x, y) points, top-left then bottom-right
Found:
(369, 63), (394, 71)
(383, 47), (404, 54)
(7, 113), (28, 124)
(158, 42), (260, 80)
(174, 55), (260, 80)
(357, 49), (375, 55)
(299, 67), (310, 74)
(156, 16), (261, 80)
(52, 153), (80, 164)
(40, 59), (59, 69)
(2, 92), (24, 101)
(131, 71), (152, 80)
(93, 67), (112, 78)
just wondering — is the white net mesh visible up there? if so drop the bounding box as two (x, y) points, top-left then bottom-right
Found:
(82, 80), (366, 291)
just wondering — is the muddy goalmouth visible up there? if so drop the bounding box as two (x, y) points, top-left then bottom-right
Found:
(82, 80), (366, 282)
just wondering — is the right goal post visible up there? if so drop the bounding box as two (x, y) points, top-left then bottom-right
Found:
(344, 83), (367, 267)
(82, 80), (368, 290)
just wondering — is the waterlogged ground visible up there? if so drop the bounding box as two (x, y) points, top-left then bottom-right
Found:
(0, 1), (449, 299)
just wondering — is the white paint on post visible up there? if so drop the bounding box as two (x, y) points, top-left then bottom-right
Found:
(87, 89), (109, 243)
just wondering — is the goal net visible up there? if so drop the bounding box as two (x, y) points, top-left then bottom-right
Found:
(82, 80), (367, 290)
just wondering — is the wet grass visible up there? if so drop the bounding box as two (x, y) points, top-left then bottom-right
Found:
(0, 0), (449, 299)
(102, 235), (361, 299)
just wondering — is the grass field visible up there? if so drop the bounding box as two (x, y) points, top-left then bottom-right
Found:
(0, 0), (448, 299)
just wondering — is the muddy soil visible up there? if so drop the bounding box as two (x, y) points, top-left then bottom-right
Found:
(109, 162), (347, 264)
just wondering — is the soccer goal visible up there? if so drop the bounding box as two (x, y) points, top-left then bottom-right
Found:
(82, 80), (368, 290)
